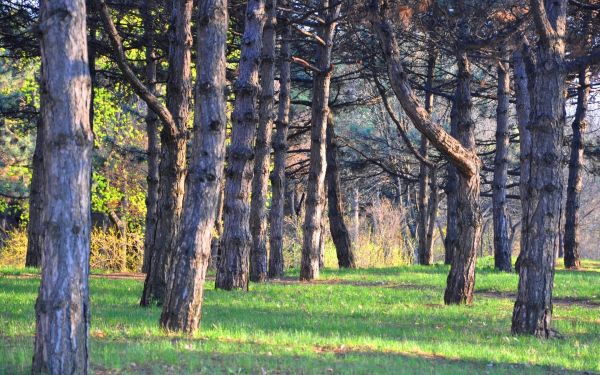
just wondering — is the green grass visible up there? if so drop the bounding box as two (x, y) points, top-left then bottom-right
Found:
(1, 258), (599, 374)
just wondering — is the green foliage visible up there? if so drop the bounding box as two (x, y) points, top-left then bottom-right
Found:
(1, 259), (599, 374)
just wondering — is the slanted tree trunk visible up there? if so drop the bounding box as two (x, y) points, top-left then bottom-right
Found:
(300, 0), (341, 281)
(141, 0), (192, 306)
(216, 0), (266, 291)
(250, 0), (276, 282)
(493, 57), (512, 272)
(512, 0), (567, 338)
(417, 49), (436, 265)
(26, 119), (44, 268)
(32, 0), (93, 371)
(141, 0), (161, 273)
(326, 114), (355, 268)
(563, 66), (589, 269)
(268, 13), (291, 279)
(443, 50), (482, 305)
(159, 0), (228, 334)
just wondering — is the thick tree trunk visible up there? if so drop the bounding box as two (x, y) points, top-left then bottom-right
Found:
(300, 0), (341, 281)
(159, 0), (228, 334)
(493, 58), (512, 272)
(563, 69), (590, 269)
(216, 0), (266, 291)
(32, 0), (93, 371)
(141, 0), (192, 306)
(26, 119), (44, 268)
(326, 114), (356, 268)
(417, 49), (436, 265)
(512, 0), (567, 338)
(444, 120), (459, 266)
(141, 0), (160, 273)
(443, 51), (482, 305)
(268, 14), (291, 279)
(250, 0), (276, 282)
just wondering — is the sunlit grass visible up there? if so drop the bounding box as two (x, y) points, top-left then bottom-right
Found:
(1, 257), (598, 374)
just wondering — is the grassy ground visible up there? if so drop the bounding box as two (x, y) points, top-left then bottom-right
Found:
(1, 258), (599, 374)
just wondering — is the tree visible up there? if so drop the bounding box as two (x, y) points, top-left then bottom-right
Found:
(250, 0), (277, 282)
(300, 0), (342, 281)
(25, 119), (43, 268)
(160, 0), (229, 334)
(216, 0), (266, 290)
(32, 0), (93, 371)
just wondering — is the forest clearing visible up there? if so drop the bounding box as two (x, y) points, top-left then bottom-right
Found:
(1, 0), (600, 373)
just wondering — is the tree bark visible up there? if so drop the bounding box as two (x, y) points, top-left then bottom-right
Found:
(326, 114), (356, 268)
(141, 0), (160, 274)
(512, 0), (567, 338)
(32, 0), (93, 371)
(300, 0), (341, 281)
(493, 57), (512, 272)
(563, 66), (589, 269)
(425, 167), (439, 257)
(250, 0), (276, 282)
(216, 0), (266, 291)
(141, 0), (192, 306)
(443, 50), (482, 305)
(159, 0), (228, 334)
(268, 10), (291, 279)
(417, 49), (436, 265)
(26, 119), (44, 268)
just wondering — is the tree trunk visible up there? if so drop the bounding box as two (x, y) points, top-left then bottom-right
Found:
(326, 114), (356, 268)
(268, 13), (291, 279)
(300, 0), (341, 281)
(512, 0), (567, 338)
(141, 0), (160, 273)
(250, 0), (276, 283)
(493, 58), (512, 272)
(563, 69), (590, 269)
(210, 186), (224, 269)
(216, 0), (266, 291)
(417, 49), (436, 265)
(351, 187), (360, 244)
(32, 0), (92, 371)
(159, 0), (228, 334)
(444, 120), (459, 266)
(141, 0), (192, 306)
(26, 119), (44, 268)
(425, 167), (439, 257)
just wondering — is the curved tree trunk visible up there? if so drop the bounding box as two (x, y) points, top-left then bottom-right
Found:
(32, 0), (92, 371)
(512, 0), (567, 338)
(268, 13), (291, 279)
(250, 0), (276, 282)
(563, 69), (590, 269)
(26, 119), (44, 268)
(141, 0), (161, 273)
(326, 114), (355, 268)
(141, 0), (192, 306)
(300, 0), (341, 281)
(159, 0), (228, 334)
(216, 0), (266, 291)
(492, 57), (512, 272)
(443, 50), (482, 305)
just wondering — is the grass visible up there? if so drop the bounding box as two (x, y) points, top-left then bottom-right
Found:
(1, 258), (599, 374)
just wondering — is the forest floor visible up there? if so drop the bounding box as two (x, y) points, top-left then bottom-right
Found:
(1, 258), (599, 374)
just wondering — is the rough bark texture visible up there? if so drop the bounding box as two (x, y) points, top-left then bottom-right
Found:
(268, 12), (291, 279)
(300, 0), (341, 281)
(326, 114), (356, 268)
(141, 0), (192, 306)
(141, 0), (160, 273)
(512, 0), (567, 338)
(32, 0), (92, 371)
(250, 0), (276, 282)
(159, 0), (228, 334)
(493, 58), (512, 272)
(26, 119), (44, 268)
(216, 0), (266, 290)
(563, 69), (590, 269)
(444, 150), (458, 265)
(443, 50), (482, 305)
(417, 49), (436, 265)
